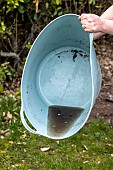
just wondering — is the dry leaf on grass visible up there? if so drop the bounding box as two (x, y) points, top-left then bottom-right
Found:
(83, 145), (88, 151)
(0, 129), (10, 135)
(40, 147), (50, 152)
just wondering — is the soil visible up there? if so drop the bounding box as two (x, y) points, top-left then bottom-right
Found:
(88, 35), (113, 124)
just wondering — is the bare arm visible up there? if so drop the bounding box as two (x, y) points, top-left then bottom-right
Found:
(101, 5), (113, 19)
(94, 5), (113, 39)
(78, 5), (113, 40)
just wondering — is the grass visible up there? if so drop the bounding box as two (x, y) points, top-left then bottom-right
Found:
(0, 95), (113, 170)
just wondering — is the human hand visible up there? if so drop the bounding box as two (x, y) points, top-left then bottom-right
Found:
(78, 14), (105, 33)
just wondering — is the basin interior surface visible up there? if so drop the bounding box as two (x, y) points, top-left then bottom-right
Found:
(36, 46), (92, 107)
